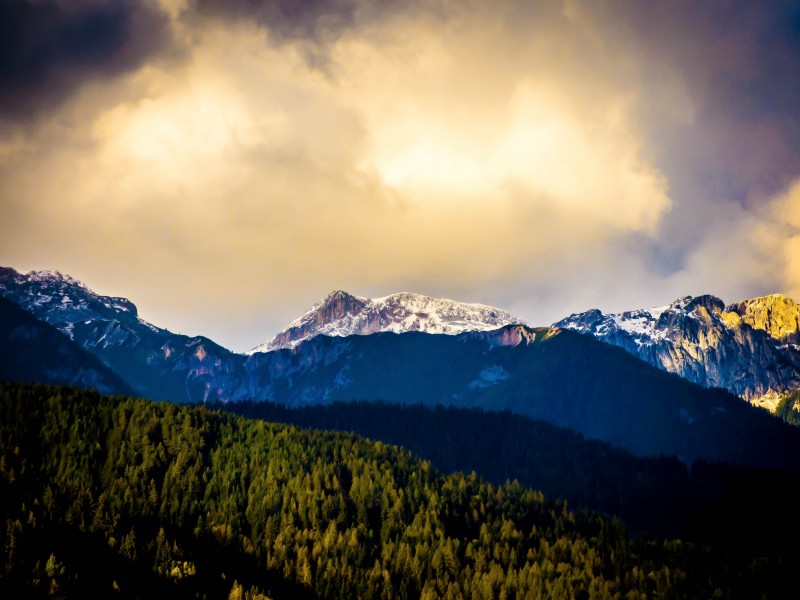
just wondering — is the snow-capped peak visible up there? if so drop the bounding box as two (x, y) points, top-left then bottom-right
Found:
(248, 290), (528, 354)
(0, 266), (159, 343)
(25, 269), (89, 289)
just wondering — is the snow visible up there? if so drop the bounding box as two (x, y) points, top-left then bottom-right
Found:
(559, 299), (703, 346)
(26, 270), (88, 289)
(248, 291), (527, 354)
(611, 307), (670, 344)
(32, 294), (53, 306)
(468, 365), (511, 389)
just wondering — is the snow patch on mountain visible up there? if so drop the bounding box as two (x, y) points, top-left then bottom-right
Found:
(468, 365), (511, 389)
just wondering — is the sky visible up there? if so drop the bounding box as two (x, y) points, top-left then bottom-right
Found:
(1, 0), (800, 352)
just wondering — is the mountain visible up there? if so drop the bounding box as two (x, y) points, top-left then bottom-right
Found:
(6, 265), (800, 468)
(248, 289), (525, 353)
(555, 294), (800, 411)
(0, 295), (132, 395)
(727, 293), (800, 343)
(0, 267), (248, 403)
(245, 324), (800, 468)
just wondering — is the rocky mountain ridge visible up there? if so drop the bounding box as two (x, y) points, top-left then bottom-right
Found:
(248, 289), (526, 353)
(555, 293), (800, 410)
(0, 267), (248, 403)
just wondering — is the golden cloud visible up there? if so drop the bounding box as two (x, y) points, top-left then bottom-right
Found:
(0, 2), (677, 348)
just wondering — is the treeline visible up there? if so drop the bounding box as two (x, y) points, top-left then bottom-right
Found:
(219, 400), (800, 550)
(0, 382), (792, 598)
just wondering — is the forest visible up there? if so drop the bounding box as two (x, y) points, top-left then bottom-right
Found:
(220, 400), (800, 546)
(0, 382), (795, 598)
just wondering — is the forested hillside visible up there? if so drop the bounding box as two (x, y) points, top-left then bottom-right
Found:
(220, 400), (800, 545)
(0, 383), (793, 598)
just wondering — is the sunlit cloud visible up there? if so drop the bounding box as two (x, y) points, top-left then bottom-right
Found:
(771, 180), (800, 298)
(1, 0), (799, 349)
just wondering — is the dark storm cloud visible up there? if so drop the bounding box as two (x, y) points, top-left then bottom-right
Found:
(189, 0), (439, 48)
(0, 0), (172, 120)
(192, 0), (358, 41)
(603, 0), (800, 204)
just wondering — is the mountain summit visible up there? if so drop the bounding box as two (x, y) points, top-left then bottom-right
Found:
(725, 294), (800, 344)
(248, 290), (527, 353)
(555, 293), (800, 410)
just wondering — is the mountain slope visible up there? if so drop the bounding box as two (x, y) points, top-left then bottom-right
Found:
(0, 295), (132, 395)
(244, 324), (800, 468)
(555, 294), (800, 410)
(223, 399), (800, 546)
(248, 289), (526, 353)
(0, 267), (247, 403)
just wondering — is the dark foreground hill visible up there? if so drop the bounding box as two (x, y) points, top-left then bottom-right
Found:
(1, 382), (794, 598)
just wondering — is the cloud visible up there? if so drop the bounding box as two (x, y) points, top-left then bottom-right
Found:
(593, 0), (800, 204)
(191, 0), (361, 42)
(770, 180), (800, 298)
(2, 0), (798, 349)
(0, 3), (675, 347)
(0, 0), (174, 121)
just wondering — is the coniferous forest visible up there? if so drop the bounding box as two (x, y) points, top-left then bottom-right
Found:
(1, 382), (797, 599)
(219, 400), (800, 546)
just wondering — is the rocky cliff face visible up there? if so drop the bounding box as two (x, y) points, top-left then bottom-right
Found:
(248, 290), (527, 353)
(555, 294), (800, 411)
(726, 294), (800, 344)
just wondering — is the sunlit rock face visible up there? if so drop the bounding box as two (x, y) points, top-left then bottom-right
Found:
(726, 294), (800, 344)
(556, 294), (800, 411)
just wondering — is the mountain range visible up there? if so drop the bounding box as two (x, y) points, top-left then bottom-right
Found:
(6, 266), (800, 413)
(259, 287), (800, 416)
(4, 266), (800, 470)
